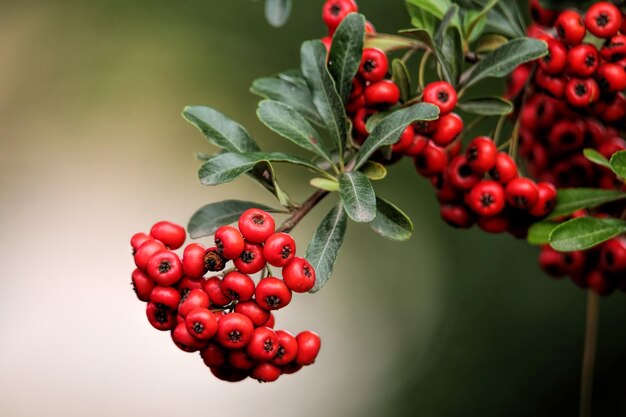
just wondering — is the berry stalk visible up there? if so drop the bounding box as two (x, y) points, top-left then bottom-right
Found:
(580, 290), (599, 417)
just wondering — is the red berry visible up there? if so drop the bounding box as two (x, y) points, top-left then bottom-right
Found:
(530, 0), (558, 26)
(131, 268), (155, 302)
(283, 257), (316, 293)
(185, 308), (218, 341)
(200, 342), (226, 368)
(266, 313), (275, 329)
(414, 142), (448, 177)
(466, 136), (497, 174)
(322, 0), (358, 34)
(352, 107), (375, 137)
(466, 180), (506, 217)
(529, 182), (558, 217)
(210, 364), (249, 382)
(221, 271), (256, 301)
(587, 270), (614, 296)
(600, 238), (626, 272)
(321, 36), (332, 53)
(359, 48), (388, 83)
(273, 330), (298, 366)
(233, 241), (266, 274)
(391, 125), (415, 154)
(134, 239), (166, 270)
(178, 288), (210, 317)
(182, 243), (208, 278)
(505, 178), (539, 210)
(150, 221), (186, 250)
(596, 63), (626, 92)
(585, 2), (621, 39)
(246, 326), (279, 361)
(255, 277), (293, 310)
(178, 274), (204, 302)
(251, 362), (281, 382)
(565, 78), (599, 107)
(130, 232), (151, 252)
(555, 10), (586, 46)
(295, 331), (321, 366)
(477, 214), (509, 234)
(539, 39), (568, 75)
(150, 286), (181, 311)
(422, 81), (457, 115)
(216, 313), (254, 349)
(431, 113), (463, 147)
(234, 300), (271, 327)
(403, 134), (429, 157)
(507, 64), (531, 99)
(214, 225), (245, 259)
(567, 43), (599, 77)
(539, 245), (567, 278)
(600, 34), (626, 62)
(489, 153), (518, 184)
(364, 80), (400, 107)
(203, 277), (232, 307)
(446, 156), (481, 191)
(440, 204), (475, 229)
(281, 362), (303, 375)
(238, 208), (276, 243)
(146, 250), (183, 286)
(535, 69), (567, 98)
(146, 302), (176, 331)
(203, 247), (227, 272)
(263, 233), (296, 267)
(171, 322), (206, 352)
(228, 349), (256, 370)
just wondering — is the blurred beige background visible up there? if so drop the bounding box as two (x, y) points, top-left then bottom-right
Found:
(2, 1), (626, 416)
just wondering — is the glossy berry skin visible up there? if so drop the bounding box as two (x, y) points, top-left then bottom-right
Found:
(466, 180), (506, 217)
(391, 125), (415, 154)
(596, 63), (626, 92)
(431, 113), (463, 147)
(364, 80), (400, 107)
(171, 322), (206, 352)
(273, 330), (298, 366)
(200, 342), (226, 368)
(177, 277), (204, 303)
(216, 313), (254, 349)
(585, 2), (621, 39)
(539, 246), (567, 278)
(446, 156), (481, 191)
(150, 286), (181, 311)
(359, 48), (388, 83)
(548, 120), (585, 152)
(568, 44), (599, 78)
(228, 349), (256, 370)
(233, 241), (267, 275)
(221, 271), (256, 301)
(178, 288), (210, 317)
(466, 137), (497, 174)
(530, 0), (558, 26)
(422, 81), (457, 115)
(265, 313), (275, 329)
(185, 308), (218, 341)
(283, 257), (316, 293)
(234, 300), (271, 327)
(600, 238), (626, 272)
(295, 331), (321, 366)
(565, 78), (599, 107)
(489, 153), (518, 184)
(535, 69), (567, 98)
(238, 208), (275, 243)
(246, 327), (279, 361)
(150, 221), (186, 250)
(477, 214), (509, 234)
(440, 204), (475, 229)
(214, 226), (245, 260)
(555, 10), (586, 46)
(600, 35), (626, 62)
(131, 268), (155, 302)
(203, 277), (232, 307)
(414, 142), (448, 177)
(146, 302), (177, 331)
(263, 233), (296, 267)
(529, 182), (558, 217)
(539, 39), (568, 75)
(251, 363), (281, 382)
(403, 134), (429, 157)
(182, 243), (208, 278)
(505, 178), (539, 209)
(322, 0), (358, 33)
(134, 239), (166, 270)
(255, 277), (293, 310)
(130, 232), (151, 252)
(146, 250), (183, 286)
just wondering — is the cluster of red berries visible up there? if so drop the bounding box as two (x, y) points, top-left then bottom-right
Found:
(516, 1), (626, 295)
(129, 209), (321, 382)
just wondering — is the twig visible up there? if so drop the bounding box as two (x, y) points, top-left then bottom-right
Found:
(277, 189), (329, 233)
(580, 290), (600, 417)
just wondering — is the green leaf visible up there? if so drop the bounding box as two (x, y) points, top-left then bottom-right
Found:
(339, 171), (377, 223)
(527, 221), (561, 245)
(549, 217), (626, 252)
(405, 0), (461, 28)
(490, 2), (525, 38)
(433, 5), (462, 86)
(328, 13), (365, 103)
(188, 200), (279, 239)
(182, 106), (260, 153)
(539, 0), (594, 10)
(369, 197), (413, 241)
(198, 152), (329, 186)
(257, 100), (332, 162)
(247, 161), (296, 208)
(364, 33), (424, 53)
(475, 34), (509, 54)
(307, 204), (348, 293)
(300, 40), (349, 157)
(264, 0), (292, 27)
(354, 103), (439, 170)
(360, 161), (387, 180)
(392, 59), (412, 103)
(461, 38), (547, 89)
(457, 96), (513, 115)
(406, 3), (437, 34)
(250, 71), (323, 127)
(583, 148), (612, 170)
(610, 150), (626, 179)
(310, 177), (339, 192)
(549, 188), (626, 219)
(463, 10), (487, 43)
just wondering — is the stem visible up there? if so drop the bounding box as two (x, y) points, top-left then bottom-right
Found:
(277, 189), (329, 233)
(493, 114), (507, 146)
(580, 290), (599, 417)
(418, 50), (432, 92)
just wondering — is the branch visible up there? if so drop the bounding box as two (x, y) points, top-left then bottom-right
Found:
(277, 189), (329, 233)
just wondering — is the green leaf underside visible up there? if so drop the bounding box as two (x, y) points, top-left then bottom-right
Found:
(339, 171), (377, 223)
(188, 200), (279, 239)
(463, 38), (547, 89)
(583, 148), (612, 170)
(257, 100), (332, 162)
(364, 33), (423, 52)
(247, 161), (296, 208)
(310, 177), (339, 192)
(250, 72), (323, 126)
(360, 161), (387, 180)
(549, 188), (626, 219)
(264, 0), (292, 27)
(354, 103), (439, 170)
(307, 204), (348, 293)
(486, 2), (525, 38)
(198, 152), (325, 186)
(434, 4), (462, 86)
(610, 150), (626, 179)
(370, 197), (413, 241)
(328, 13), (365, 103)
(392, 59), (412, 103)
(457, 96), (513, 115)
(476, 34), (509, 54)
(300, 40), (348, 158)
(549, 217), (626, 252)
(527, 221), (561, 245)
(182, 106), (260, 153)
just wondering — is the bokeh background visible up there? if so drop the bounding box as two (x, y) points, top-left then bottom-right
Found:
(1, 1), (626, 416)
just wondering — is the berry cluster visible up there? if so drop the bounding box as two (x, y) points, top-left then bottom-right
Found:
(517, 1), (626, 295)
(129, 210), (321, 382)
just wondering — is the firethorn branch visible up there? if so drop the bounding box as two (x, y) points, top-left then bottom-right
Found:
(277, 189), (330, 234)
(580, 290), (599, 417)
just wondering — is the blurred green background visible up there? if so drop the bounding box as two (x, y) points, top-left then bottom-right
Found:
(1, 0), (626, 416)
